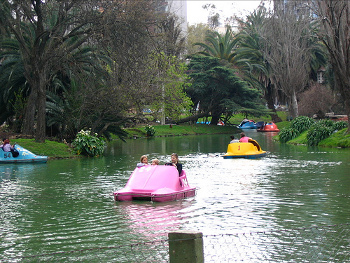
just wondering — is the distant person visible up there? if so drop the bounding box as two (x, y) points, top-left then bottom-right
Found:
(0, 138), (14, 152)
(165, 153), (182, 176)
(230, 135), (239, 143)
(151, 159), (160, 165)
(239, 132), (251, 143)
(136, 155), (149, 167)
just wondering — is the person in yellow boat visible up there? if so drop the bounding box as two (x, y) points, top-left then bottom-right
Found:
(230, 135), (239, 143)
(239, 132), (251, 143)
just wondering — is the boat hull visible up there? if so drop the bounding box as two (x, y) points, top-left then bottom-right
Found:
(114, 165), (196, 202)
(238, 120), (257, 129)
(257, 122), (280, 132)
(222, 140), (267, 159)
(0, 144), (48, 163)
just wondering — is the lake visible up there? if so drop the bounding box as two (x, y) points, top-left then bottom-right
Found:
(1, 130), (350, 262)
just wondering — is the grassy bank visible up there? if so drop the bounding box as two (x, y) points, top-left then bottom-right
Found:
(287, 128), (350, 148)
(9, 124), (240, 158)
(125, 124), (240, 138)
(13, 139), (76, 159)
(10, 117), (350, 159)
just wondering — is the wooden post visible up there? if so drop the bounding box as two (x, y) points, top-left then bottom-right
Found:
(168, 231), (204, 263)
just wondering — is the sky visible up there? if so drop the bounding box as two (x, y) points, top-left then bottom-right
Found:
(187, 1), (264, 25)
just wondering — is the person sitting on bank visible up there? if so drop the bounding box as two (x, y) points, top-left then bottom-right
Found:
(239, 132), (251, 143)
(230, 135), (239, 143)
(165, 153), (182, 176)
(0, 138), (14, 152)
(136, 155), (149, 167)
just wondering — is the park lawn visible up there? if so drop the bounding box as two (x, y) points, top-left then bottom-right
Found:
(13, 139), (75, 158)
(125, 124), (240, 138)
(318, 128), (350, 148)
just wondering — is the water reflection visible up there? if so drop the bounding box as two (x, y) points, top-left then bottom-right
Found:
(116, 200), (196, 239)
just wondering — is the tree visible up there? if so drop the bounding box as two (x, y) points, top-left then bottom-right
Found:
(0, 0), (112, 142)
(0, 0), (171, 141)
(315, 0), (350, 131)
(194, 28), (238, 63)
(235, 6), (282, 123)
(262, 1), (316, 118)
(184, 55), (267, 125)
(147, 52), (192, 124)
(186, 23), (211, 55)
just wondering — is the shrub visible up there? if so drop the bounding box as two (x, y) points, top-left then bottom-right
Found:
(279, 127), (299, 143)
(72, 129), (106, 157)
(145, 125), (156, 137)
(290, 116), (315, 134)
(333, 121), (348, 131)
(307, 120), (335, 146)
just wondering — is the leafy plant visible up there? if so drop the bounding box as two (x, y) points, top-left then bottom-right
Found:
(279, 127), (299, 143)
(72, 129), (106, 157)
(333, 121), (348, 131)
(145, 125), (155, 137)
(307, 120), (335, 146)
(290, 116), (315, 134)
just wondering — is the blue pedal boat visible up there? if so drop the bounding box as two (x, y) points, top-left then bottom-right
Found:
(0, 144), (48, 163)
(238, 120), (257, 129)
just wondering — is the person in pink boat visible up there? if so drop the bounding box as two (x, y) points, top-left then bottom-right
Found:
(165, 153), (182, 176)
(136, 155), (149, 167)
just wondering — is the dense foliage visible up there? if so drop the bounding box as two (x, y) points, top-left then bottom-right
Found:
(280, 117), (348, 145)
(186, 55), (268, 125)
(72, 130), (106, 157)
(279, 116), (315, 143)
(307, 120), (348, 146)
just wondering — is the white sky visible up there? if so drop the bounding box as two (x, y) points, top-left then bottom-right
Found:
(187, 1), (264, 25)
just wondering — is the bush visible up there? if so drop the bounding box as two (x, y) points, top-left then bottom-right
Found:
(290, 116), (315, 134)
(145, 125), (155, 137)
(279, 116), (314, 143)
(306, 120), (335, 146)
(334, 121), (348, 131)
(72, 129), (106, 157)
(279, 127), (299, 143)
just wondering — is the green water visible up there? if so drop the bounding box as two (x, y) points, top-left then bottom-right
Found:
(1, 131), (350, 261)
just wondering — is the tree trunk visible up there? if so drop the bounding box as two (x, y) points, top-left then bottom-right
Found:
(265, 81), (282, 123)
(289, 91), (299, 119)
(210, 107), (222, 125)
(22, 89), (37, 136)
(176, 111), (210, 124)
(35, 81), (47, 143)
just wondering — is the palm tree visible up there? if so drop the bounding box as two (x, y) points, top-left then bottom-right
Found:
(234, 6), (283, 122)
(193, 27), (239, 63)
(0, 38), (30, 131)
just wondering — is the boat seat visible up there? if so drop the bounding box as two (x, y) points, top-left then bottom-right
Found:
(179, 174), (189, 187)
(248, 139), (261, 151)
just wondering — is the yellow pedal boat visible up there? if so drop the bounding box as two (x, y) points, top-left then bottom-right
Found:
(223, 139), (267, 159)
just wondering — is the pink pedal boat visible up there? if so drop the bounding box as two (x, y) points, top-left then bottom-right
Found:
(114, 165), (196, 202)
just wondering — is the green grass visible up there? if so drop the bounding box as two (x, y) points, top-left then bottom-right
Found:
(277, 127), (350, 148)
(13, 139), (75, 158)
(318, 128), (350, 148)
(287, 131), (308, 145)
(125, 124), (240, 138)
